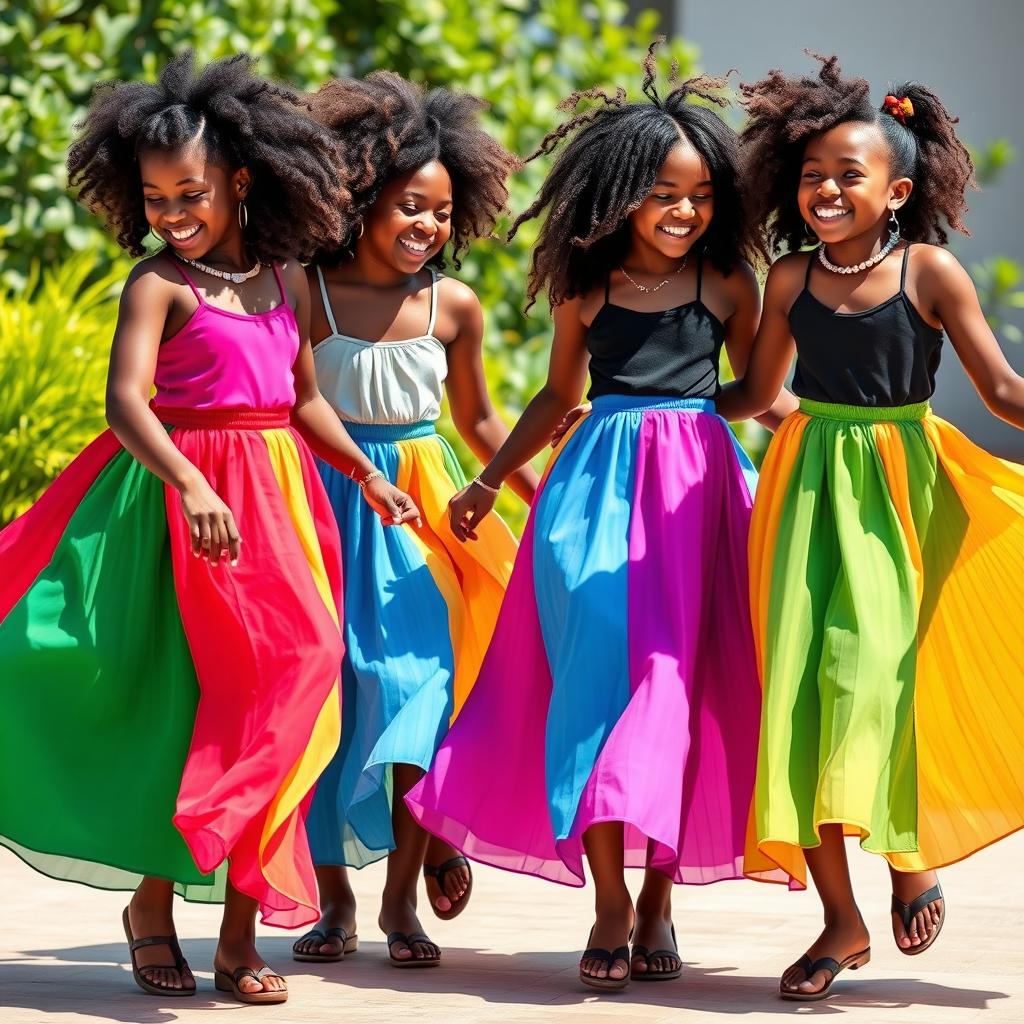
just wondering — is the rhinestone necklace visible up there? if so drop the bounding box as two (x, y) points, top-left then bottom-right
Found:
(176, 254), (263, 285)
(818, 230), (900, 275)
(619, 255), (688, 294)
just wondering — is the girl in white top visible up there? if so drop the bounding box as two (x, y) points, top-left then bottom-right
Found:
(293, 71), (537, 968)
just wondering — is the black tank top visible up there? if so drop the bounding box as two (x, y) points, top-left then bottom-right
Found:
(790, 246), (943, 407)
(586, 256), (726, 401)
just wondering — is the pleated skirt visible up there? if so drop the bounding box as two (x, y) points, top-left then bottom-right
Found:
(305, 421), (517, 868)
(408, 396), (770, 885)
(745, 399), (1024, 888)
(0, 407), (344, 928)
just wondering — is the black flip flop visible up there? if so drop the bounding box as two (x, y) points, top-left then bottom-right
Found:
(579, 927), (631, 992)
(631, 924), (681, 981)
(779, 947), (870, 1001)
(423, 855), (473, 921)
(387, 931), (441, 968)
(292, 926), (358, 962)
(121, 906), (195, 997)
(214, 964), (288, 1005)
(892, 882), (944, 956)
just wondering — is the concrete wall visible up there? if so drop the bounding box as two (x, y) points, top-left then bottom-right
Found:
(670, 0), (1024, 455)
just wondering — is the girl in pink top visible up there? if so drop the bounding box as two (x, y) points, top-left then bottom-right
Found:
(0, 52), (418, 1005)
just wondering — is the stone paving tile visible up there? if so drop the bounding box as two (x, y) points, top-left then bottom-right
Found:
(1, 832), (1020, 1024)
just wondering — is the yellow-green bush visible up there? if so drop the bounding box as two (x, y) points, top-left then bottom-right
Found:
(0, 253), (126, 525)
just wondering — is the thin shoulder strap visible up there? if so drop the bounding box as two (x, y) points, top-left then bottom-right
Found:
(804, 251), (816, 288)
(314, 265), (340, 335)
(695, 252), (703, 301)
(270, 261), (289, 308)
(900, 244), (911, 290)
(166, 257), (204, 304)
(426, 268), (439, 337)
(605, 273), (612, 303)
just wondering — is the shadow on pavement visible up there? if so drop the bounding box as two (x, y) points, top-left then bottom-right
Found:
(2, 937), (1008, 1021)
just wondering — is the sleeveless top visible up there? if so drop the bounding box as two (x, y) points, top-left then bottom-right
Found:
(155, 259), (298, 411)
(790, 246), (944, 407)
(312, 266), (448, 425)
(586, 255), (726, 401)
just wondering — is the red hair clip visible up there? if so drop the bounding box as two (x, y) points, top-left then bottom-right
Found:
(883, 94), (915, 125)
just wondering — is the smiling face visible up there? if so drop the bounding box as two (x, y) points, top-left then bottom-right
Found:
(139, 143), (250, 257)
(799, 120), (913, 244)
(358, 160), (453, 273)
(627, 140), (713, 262)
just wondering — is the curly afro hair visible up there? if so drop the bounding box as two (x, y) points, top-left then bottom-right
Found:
(507, 40), (763, 312)
(310, 71), (519, 268)
(67, 50), (347, 262)
(740, 53), (975, 255)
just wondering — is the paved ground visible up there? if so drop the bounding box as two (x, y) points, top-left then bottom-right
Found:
(1, 834), (1021, 1024)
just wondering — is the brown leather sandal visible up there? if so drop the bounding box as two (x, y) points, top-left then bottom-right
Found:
(892, 882), (944, 956)
(291, 926), (358, 962)
(630, 924), (681, 981)
(423, 855), (473, 921)
(121, 906), (195, 997)
(387, 931), (441, 968)
(780, 947), (870, 1001)
(579, 926), (631, 992)
(214, 963), (288, 1005)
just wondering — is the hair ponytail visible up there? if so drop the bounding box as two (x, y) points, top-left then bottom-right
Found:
(879, 81), (974, 243)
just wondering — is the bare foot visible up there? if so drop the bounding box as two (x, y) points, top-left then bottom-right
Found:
(580, 896), (634, 984)
(891, 868), (943, 951)
(379, 900), (440, 963)
(780, 913), (870, 997)
(424, 836), (471, 915)
(126, 893), (196, 993)
(215, 937), (286, 996)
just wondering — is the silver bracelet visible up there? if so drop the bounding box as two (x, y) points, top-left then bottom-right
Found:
(472, 475), (500, 495)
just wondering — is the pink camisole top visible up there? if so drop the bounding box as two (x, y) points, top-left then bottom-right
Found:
(153, 259), (299, 411)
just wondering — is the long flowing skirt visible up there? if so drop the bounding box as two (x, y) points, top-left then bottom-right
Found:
(745, 399), (1024, 888)
(305, 421), (517, 868)
(407, 396), (769, 885)
(0, 407), (344, 928)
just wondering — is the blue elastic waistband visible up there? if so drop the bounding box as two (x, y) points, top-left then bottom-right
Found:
(342, 420), (437, 442)
(589, 395), (716, 415)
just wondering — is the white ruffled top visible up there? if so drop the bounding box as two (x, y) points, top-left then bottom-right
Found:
(312, 266), (448, 425)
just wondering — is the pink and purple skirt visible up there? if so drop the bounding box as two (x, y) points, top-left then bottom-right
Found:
(407, 395), (764, 885)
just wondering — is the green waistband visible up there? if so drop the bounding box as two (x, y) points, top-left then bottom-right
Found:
(798, 399), (930, 422)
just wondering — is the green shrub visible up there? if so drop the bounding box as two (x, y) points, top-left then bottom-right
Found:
(0, 252), (125, 526)
(0, 0), (338, 288)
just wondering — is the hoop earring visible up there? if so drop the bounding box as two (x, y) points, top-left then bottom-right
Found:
(149, 227), (164, 244)
(238, 201), (249, 229)
(803, 222), (818, 246)
(888, 209), (900, 235)
(343, 220), (364, 256)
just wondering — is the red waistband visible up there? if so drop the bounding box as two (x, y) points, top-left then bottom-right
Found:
(151, 405), (292, 430)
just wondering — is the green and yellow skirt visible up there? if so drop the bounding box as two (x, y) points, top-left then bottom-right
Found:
(745, 399), (1024, 888)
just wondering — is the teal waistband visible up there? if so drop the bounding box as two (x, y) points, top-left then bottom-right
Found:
(342, 420), (437, 442)
(798, 399), (930, 422)
(590, 395), (716, 415)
